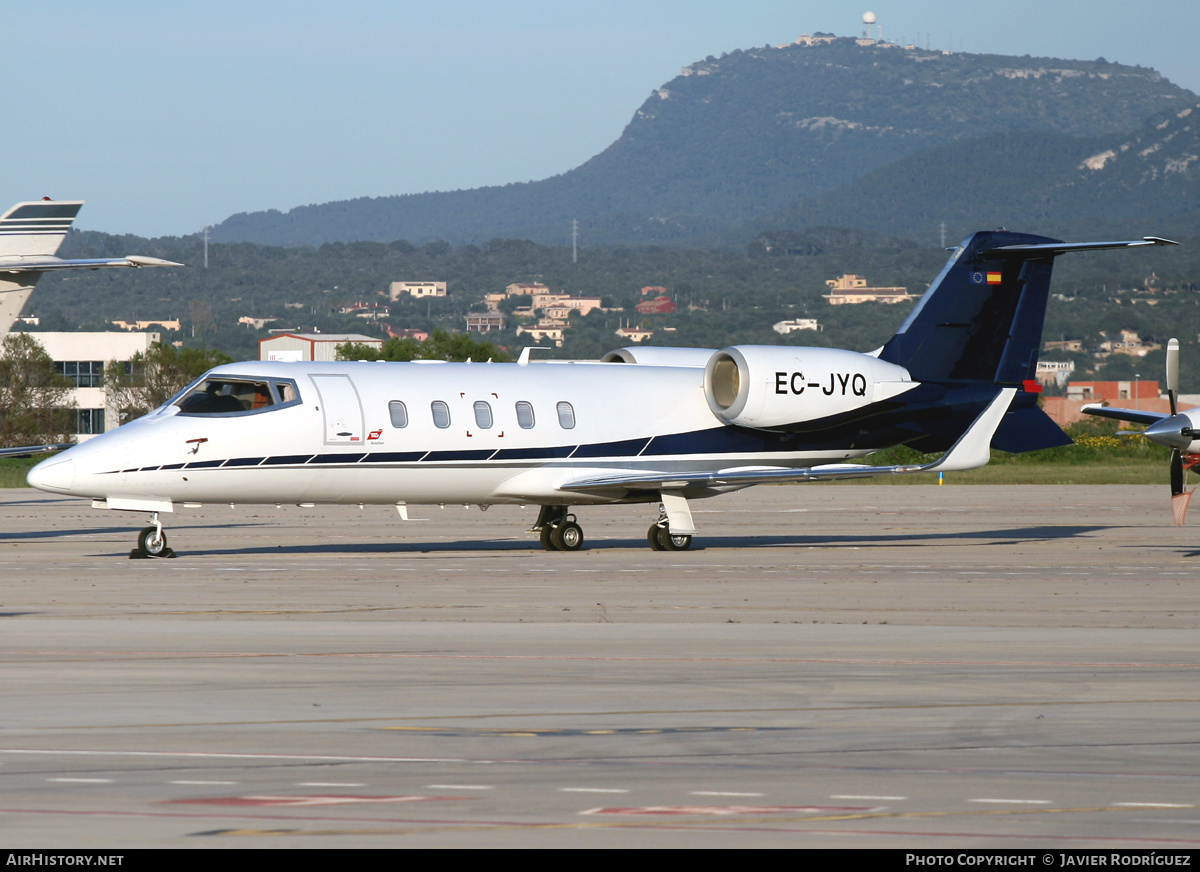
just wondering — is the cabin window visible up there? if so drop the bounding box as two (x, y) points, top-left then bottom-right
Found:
(515, 401), (535, 429)
(473, 401), (493, 429)
(389, 401), (409, 428)
(176, 379), (275, 414)
(556, 401), (576, 430)
(431, 401), (451, 429)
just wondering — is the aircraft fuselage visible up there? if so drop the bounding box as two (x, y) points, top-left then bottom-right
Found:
(28, 351), (916, 511)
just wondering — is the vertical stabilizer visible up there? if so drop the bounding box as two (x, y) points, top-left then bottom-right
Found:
(0, 201), (83, 257)
(0, 201), (85, 335)
(877, 230), (1060, 385)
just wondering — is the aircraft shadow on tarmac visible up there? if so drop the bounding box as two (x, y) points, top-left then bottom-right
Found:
(0, 521), (268, 543)
(89, 524), (1109, 557)
(0, 525), (150, 542)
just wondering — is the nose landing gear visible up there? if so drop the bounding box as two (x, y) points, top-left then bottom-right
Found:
(531, 504), (585, 552)
(131, 512), (176, 559)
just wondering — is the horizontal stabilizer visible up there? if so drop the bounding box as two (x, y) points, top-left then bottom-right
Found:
(982, 237), (1178, 256)
(992, 404), (1075, 453)
(1081, 404), (1169, 427)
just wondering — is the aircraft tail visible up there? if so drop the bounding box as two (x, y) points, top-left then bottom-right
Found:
(0, 200), (182, 336)
(0, 200), (83, 258)
(877, 230), (1061, 386)
(878, 230), (1177, 453)
(0, 201), (85, 334)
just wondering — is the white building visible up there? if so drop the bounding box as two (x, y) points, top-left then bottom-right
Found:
(5, 331), (161, 440)
(389, 281), (447, 301)
(259, 333), (383, 362)
(772, 318), (822, 335)
(1035, 360), (1075, 389)
(615, 326), (654, 343)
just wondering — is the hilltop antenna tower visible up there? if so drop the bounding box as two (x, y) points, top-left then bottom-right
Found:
(862, 11), (878, 41)
(572, 219), (579, 264)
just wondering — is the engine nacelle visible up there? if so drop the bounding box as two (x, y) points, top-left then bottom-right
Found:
(601, 346), (717, 367)
(703, 345), (914, 430)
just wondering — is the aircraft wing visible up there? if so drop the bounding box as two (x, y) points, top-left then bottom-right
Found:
(1080, 404), (1168, 426)
(0, 255), (182, 273)
(562, 388), (1016, 493)
(0, 443), (71, 459)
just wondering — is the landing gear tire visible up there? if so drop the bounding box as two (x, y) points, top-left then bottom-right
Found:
(648, 523), (666, 551)
(138, 526), (168, 557)
(656, 527), (692, 552)
(551, 522), (584, 552)
(540, 527), (555, 551)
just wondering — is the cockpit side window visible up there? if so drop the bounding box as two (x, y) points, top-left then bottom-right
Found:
(175, 378), (300, 416)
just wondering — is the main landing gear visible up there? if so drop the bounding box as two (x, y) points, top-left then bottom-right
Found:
(531, 504), (585, 552)
(647, 504), (692, 552)
(131, 512), (176, 559)
(531, 504), (694, 552)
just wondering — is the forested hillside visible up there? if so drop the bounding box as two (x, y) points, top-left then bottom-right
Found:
(758, 101), (1200, 239)
(13, 227), (1196, 387)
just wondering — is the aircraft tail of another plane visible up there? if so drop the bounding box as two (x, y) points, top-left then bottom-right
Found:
(0, 200), (182, 337)
(0, 201), (85, 334)
(0, 200), (84, 258)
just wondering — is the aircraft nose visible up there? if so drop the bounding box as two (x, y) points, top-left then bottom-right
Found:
(27, 456), (76, 493)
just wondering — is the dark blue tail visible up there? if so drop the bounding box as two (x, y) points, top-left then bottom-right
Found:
(879, 230), (1067, 452)
(878, 230), (1059, 386)
(876, 230), (1176, 453)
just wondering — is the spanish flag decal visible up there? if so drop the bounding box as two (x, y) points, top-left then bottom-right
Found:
(986, 272), (1003, 284)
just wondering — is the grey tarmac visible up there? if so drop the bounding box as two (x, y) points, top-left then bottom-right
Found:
(0, 484), (1198, 849)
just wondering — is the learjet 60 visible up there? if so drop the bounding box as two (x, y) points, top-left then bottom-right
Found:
(26, 230), (1175, 555)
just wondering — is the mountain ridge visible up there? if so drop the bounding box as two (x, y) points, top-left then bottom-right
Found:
(210, 38), (1197, 247)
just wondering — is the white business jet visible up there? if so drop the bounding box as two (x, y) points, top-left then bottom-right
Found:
(26, 230), (1175, 555)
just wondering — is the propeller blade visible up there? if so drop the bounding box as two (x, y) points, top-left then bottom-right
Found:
(1171, 448), (1184, 497)
(1166, 338), (1179, 415)
(1173, 491), (1193, 527)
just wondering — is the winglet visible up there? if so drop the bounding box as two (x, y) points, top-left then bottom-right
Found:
(924, 388), (1016, 473)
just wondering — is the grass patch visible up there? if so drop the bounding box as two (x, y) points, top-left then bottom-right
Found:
(832, 460), (1167, 485)
(0, 457), (40, 488)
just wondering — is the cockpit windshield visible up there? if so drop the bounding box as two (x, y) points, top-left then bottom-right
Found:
(174, 377), (299, 415)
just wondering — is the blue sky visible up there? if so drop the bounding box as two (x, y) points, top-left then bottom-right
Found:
(6, 1), (1196, 237)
